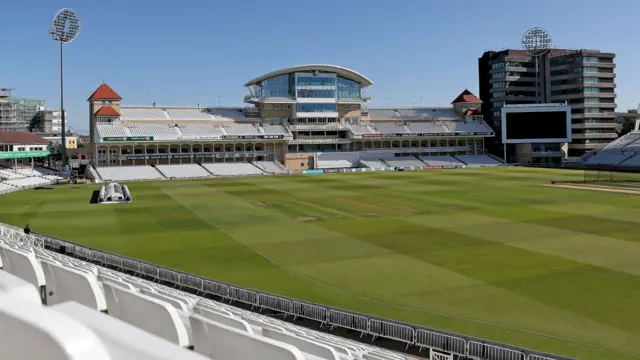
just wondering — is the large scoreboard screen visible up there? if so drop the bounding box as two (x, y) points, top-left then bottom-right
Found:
(501, 105), (571, 144)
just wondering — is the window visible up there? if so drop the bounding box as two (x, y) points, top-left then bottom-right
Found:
(583, 67), (598, 73)
(492, 82), (506, 89)
(297, 103), (338, 113)
(584, 87), (599, 93)
(284, 104), (291, 110)
(584, 98), (600, 103)
(583, 77), (600, 83)
(584, 108), (602, 113)
(345, 105), (351, 110)
(493, 92), (505, 98)
(273, 104), (280, 110)
(491, 72), (505, 79)
(583, 56), (599, 63)
(492, 62), (505, 70)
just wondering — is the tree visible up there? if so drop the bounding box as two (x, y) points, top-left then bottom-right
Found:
(617, 109), (638, 137)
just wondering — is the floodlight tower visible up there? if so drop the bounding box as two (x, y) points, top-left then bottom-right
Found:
(50, 8), (80, 174)
(521, 27), (551, 104)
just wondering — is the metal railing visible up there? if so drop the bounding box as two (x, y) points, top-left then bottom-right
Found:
(4, 224), (577, 360)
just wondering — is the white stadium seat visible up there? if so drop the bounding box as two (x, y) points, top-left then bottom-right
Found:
(166, 108), (214, 120)
(129, 124), (181, 140)
(201, 163), (265, 176)
(360, 160), (388, 169)
(189, 314), (306, 360)
(177, 124), (225, 139)
(52, 302), (211, 360)
(102, 282), (192, 348)
(96, 124), (132, 138)
(96, 166), (165, 181)
(40, 260), (107, 312)
(0, 245), (46, 303)
(406, 122), (448, 133)
(262, 328), (341, 360)
(456, 155), (502, 166)
(224, 123), (262, 136)
(383, 158), (425, 168)
(372, 124), (410, 134)
(0, 270), (42, 305)
(155, 164), (211, 179)
(253, 161), (288, 174)
(0, 293), (113, 360)
(348, 124), (376, 135)
(418, 156), (464, 167)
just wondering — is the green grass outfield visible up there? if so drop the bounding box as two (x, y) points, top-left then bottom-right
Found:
(1, 167), (639, 360)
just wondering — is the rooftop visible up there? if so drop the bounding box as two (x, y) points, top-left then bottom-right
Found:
(0, 132), (49, 145)
(244, 64), (374, 87)
(88, 83), (122, 101)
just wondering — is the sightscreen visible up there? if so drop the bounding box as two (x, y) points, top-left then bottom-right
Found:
(502, 106), (570, 143)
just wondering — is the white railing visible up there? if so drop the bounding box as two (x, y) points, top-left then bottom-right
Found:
(18, 226), (577, 360)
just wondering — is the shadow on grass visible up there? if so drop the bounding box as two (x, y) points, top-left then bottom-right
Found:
(89, 190), (100, 204)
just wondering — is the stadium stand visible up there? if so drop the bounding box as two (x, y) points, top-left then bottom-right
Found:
(96, 166), (165, 182)
(347, 124), (376, 135)
(316, 152), (360, 169)
(96, 124), (132, 138)
(262, 124), (291, 136)
(360, 159), (388, 169)
(128, 124), (181, 140)
(406, 122), (448, 133)
(372, 123), (411, 134)
(154, 165), (211, 179)
(120, 107), (169, 120)
(177, 124), (225, 139)
(383, 157), (425, 168)
(0, 221), (574, 360)
(210, 108), (247, 122)
(444, 121), (493, 134)
(252, 161), (288, 174)
(584, 152), (633, 166)
(456, 155), (503, 167)
(419, 156), (465, 167)
(223, 124), (261, 136)
(201, 163), (265, 176)
(165, 108), (215, 120)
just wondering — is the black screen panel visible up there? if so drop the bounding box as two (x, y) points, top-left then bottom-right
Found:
(505, 111), (568, 140)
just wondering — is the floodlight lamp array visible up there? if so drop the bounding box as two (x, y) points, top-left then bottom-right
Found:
(521, 27), (551, 57)
(51, 8), (80, 43)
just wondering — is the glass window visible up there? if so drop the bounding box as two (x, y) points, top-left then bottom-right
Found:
(583, 67), (598, 73)
(297, 103), (338, 113)
(583, 56), (599, 63)
(584, 98), (600, 103)
(583, 77), (600, 83)
(491, 72), (505, 79)
(584, 108), (602, 113)
(297, 89), (336, 98)
(492, 63), (505, 70)
(337, 77), (361, 99)
(260, 74), (293, 98)
(273, 104), (279, 110)
(492, 82), (505, 89)
(584, 87), (599, 93)
(284, 104), (291, 110)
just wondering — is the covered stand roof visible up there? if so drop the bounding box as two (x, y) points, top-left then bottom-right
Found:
(244, 64), (374, 87)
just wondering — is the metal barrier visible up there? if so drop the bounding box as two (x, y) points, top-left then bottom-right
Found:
(369, 319), (415, 346)
(292, 301), (328, 324)
(259, 293), (292, 314)
(416, 329), (467, 356)
(16, 225), (578, 360)
(528, 356), (557, 360)
(468, 341), (526, 360)
(328, 309), (369, 336)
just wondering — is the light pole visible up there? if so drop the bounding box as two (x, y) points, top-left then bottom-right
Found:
(218, 96), (221, 107)
(521, 27), (551, 104)
(50, 8), (80, 174)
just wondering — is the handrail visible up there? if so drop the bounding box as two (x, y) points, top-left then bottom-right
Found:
(11, 225), (576, 360)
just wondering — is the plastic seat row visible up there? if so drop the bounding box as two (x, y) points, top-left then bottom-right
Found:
(155, 164), (211, 179)
(96, 166), (165, 181)
(201, 163), (265, 176)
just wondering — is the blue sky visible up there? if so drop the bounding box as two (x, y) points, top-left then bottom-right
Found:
(2, 0), (639, 134)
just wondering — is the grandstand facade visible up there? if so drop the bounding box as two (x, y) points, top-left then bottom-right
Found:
(89, 65), (495, 170)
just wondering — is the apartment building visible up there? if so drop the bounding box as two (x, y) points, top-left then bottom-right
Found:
(479, 49), (616, 156)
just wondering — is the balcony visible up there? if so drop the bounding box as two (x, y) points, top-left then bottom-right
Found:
(571, 133), (618, 140)
(570, 102), (617, 110)
(568, 142), (608, 150)
(572, 122), (618, 129)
